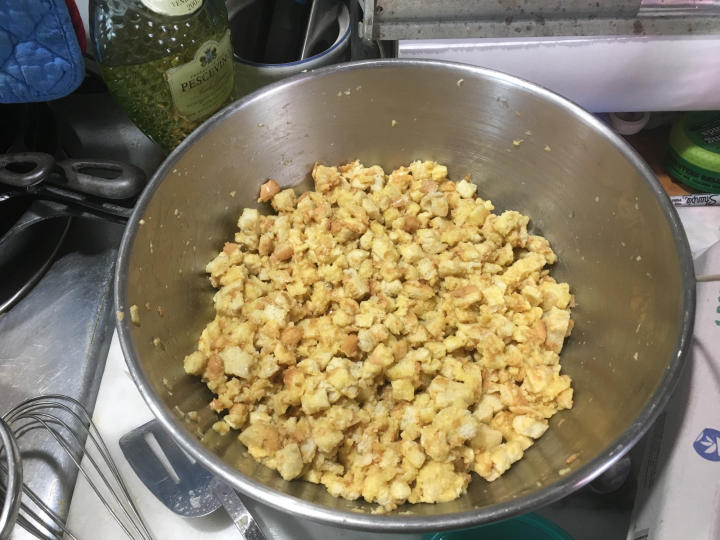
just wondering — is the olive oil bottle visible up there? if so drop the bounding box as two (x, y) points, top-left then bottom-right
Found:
(91, 0), (234, 151)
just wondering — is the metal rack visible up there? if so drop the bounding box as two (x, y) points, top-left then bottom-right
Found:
(357, 0), (720, 41)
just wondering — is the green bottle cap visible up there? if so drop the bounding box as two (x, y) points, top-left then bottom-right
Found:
(666, 111), (720, 193)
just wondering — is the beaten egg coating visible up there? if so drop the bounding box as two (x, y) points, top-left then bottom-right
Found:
(184, 160), (574, 511)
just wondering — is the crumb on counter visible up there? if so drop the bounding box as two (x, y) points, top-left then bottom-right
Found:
(185, 160), (575, 512)
(116, 310), (124, 321)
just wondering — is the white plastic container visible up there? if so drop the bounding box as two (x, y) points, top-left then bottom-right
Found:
(399, 35), (720, 112)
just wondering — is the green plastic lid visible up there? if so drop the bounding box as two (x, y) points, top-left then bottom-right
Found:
(423, 513), (574, 540)
(666, 111), (720, 192)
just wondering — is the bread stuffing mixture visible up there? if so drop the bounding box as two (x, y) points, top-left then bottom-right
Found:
(184, 160), (574, 511)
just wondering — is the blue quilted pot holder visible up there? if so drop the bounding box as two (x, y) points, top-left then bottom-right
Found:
(0, 0), (84, 103)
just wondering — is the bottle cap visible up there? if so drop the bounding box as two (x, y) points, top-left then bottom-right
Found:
(666, 111), (720, 193)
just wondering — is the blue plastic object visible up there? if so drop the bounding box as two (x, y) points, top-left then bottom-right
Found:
(0, 0), (84, 103)
(424, 513), (574, 540)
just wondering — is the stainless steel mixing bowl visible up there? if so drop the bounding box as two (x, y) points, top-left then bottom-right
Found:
(115, 60), (695, 531)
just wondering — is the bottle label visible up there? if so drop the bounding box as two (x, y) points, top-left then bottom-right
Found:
(140, 0), (203, 17)
(165, 30), (234, 122)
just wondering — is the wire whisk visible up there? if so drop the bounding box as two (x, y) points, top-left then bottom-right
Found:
(0, 395), (154, 540)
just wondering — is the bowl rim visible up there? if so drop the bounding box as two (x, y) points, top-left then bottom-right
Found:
(114, 58), (696, 532)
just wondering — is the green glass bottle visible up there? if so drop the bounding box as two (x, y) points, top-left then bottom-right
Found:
(91, 0), (234, 151)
